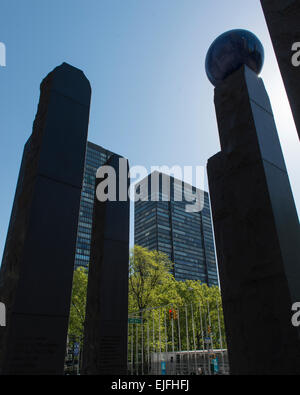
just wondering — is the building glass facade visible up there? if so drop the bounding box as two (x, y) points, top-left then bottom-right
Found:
(74, 141), (113, 269)
(134, 172), (219, 286)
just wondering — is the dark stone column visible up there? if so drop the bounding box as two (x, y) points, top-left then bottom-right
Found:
(260, 0), (300, 140)
(0, 63), (91, 374)
(207, 65), (300, 375)
(82, 155), (130, 375)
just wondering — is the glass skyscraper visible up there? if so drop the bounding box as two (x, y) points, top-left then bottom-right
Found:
(134, 172), (219, 286)
(74, 141), (114, 270)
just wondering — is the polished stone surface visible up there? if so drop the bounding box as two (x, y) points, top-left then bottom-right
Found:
(0, 63), (91, 374)
(260, 0), (300, 140)
(207, 65), (300, 374)
(82, 155), (130, 375)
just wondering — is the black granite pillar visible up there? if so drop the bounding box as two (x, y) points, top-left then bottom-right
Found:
(0, 63), (91, 374)
(207, 65), (300, 374)
(82, 155), (130, 375)
(260, 0), (300, 140)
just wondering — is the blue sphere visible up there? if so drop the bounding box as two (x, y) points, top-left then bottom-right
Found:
(205, 29), (264, 86)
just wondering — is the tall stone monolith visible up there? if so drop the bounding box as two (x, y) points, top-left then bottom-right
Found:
(0, 63), (91, 374)
(82, 154), (130, 375)
(206, 30), (300, 374)
(260, 0), (300, 140)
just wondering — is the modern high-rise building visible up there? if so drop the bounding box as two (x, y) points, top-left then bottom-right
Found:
(134, 172), (219, 286)
(74, 141), (115, 269)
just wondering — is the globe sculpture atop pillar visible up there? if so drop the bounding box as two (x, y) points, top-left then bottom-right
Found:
(205, 29), (264, 86)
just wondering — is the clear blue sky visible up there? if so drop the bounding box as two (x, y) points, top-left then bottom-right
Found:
(0, 0), (299, 255)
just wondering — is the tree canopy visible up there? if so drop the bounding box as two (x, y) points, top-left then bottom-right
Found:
(68, 266), (88, 344)
(68, 245), (225, 351)
(128, 245), (225, 352)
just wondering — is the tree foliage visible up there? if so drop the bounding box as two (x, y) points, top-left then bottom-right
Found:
(129, 245), (174, 311)
(68, 245), (226, 353)
(129, 245), (226, 352)
(68, 266), (88, 345)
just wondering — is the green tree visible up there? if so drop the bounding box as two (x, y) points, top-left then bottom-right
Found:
(68, 266), (88, 346)
(128, 245), (226, 365)
(172, 280), (225, 350)
(129, 245), (174, 312)
(68, 245), (226, 372)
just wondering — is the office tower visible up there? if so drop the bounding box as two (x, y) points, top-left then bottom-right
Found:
(74, 142), (115, 269)
(134, 171), (218, 286)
